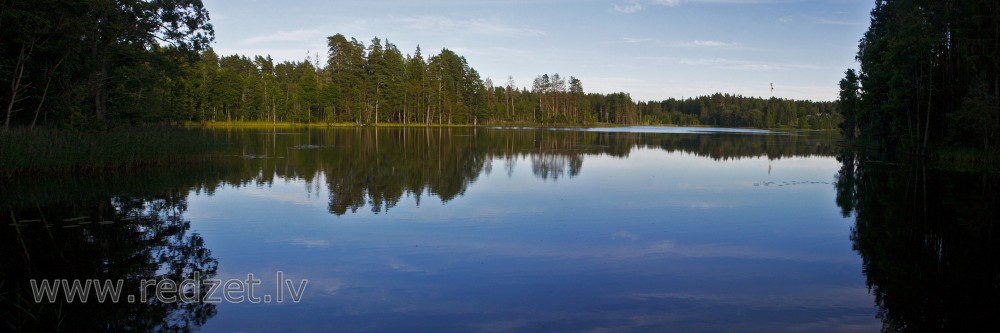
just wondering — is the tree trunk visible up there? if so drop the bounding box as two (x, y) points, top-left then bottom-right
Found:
(923, 61), (933, 155)
(94, 55), (110, 120)
(5, 42), (32, 131)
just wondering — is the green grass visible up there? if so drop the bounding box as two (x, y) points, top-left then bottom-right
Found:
(929, 146), (1000, 173)
(0, 126), (223, 178)
(188, 120), (626, 129)
(190, 121), (358, 128)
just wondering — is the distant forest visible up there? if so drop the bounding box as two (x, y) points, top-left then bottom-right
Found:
(0, 2), (840, 130)
(165, 36), (840, 129)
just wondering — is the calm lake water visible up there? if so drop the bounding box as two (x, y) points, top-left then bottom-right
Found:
(3, 126), (998, 332)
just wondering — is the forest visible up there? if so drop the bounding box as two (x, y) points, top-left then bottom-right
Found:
(839, 0), (1000, 160)
(0, 1), (840, 131)
(156, 37), (841, 129)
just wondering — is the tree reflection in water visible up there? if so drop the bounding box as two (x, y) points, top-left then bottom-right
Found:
(836, 153), (1000, 332)
(205, 127), (839, 216)
(1, 126), (844, 331)
(2, 176), (219, 332)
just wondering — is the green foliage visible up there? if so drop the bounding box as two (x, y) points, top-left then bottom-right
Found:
(173, 33), (838, 129)
(637, 93), (840, 129)
(0, 0), (214, 129)
(838, 69), (861, 138)
(845, 0), (1000, 158)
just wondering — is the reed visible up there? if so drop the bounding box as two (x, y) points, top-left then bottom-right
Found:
(930, 146), (1000, 173)
(0, 126), (223, 178)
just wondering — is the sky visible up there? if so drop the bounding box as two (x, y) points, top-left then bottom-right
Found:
(202, 0), (874, 102)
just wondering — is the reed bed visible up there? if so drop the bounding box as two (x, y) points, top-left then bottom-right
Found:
(0, 126), (224, 178)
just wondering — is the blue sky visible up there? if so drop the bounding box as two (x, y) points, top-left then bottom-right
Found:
(203, 0), (873, 102)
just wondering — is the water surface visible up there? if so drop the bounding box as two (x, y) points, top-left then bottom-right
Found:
(2, 127), (899, 332)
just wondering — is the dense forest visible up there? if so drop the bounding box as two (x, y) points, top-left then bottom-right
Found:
(1, 1), (840, 130)
(0, 0), (213, 129)
(839, 0), (1000, 158)
(161, 38), (841, 129)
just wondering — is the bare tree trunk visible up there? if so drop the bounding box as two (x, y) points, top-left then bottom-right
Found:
(30, 56), (65, 128)
(5, 42), (33, 131)
(94, 56), (110, 120)
(923, 66), (932, 155)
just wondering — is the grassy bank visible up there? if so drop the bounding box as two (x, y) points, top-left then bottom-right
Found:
(190, 121), (478, 128)
(187, 120), (629, 129)
(0, 126), (223, 178)
(930, 146), (1000, 173)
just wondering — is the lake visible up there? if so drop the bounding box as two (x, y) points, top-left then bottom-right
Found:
(3, 126), (997, 332)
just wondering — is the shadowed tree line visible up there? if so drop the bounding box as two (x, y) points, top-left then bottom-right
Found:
(0, 0), (213, 130)
(836, 2), (1000, 329)
(839, 0), (1000, 160)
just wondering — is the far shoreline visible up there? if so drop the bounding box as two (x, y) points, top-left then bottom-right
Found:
(185, 120), (834, 132)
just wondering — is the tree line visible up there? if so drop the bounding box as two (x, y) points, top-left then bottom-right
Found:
(164, 34), (842, 129)
(1, 0), (841, 130)
(637, 94), (840, 129)
(839, 0), (1000, 158)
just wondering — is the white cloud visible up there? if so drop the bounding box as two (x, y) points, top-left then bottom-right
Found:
(651, 0), (682, 6)
(243, 29), (323, 44)
(243, 29), (324, 44)
(392, 16), (545, 37)
(603, 37), (659, 44)
(614, 0), (678, 13)
(615, 0), (785, 13)
(675, 57), (817, 71)
(290, 238), (331, 248)
(684, 40), (741, 47)
(450, 46), (536, 62)
(614, 0), (644, 13)
(623, 37), (657, 44)
(778, 14), (867, 26)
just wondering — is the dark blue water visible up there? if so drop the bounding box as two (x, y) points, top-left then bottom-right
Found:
(3, 127), (888, 332)
(189, 127), (876, 332)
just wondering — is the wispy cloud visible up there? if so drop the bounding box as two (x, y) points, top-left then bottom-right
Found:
(391, 16), (545, 37)
(615, 0), (775, 13)
(651, 0), (682, 6)
(290, 238), (331, 248)
(451, 46), (536, 62)
(243, 29), (324, 44)
(682, 40), (741, 47)
(603, 37), (659, 44)
(604, 38), (740, 48)
(674, 57), (817, 71)
(778, 14), (866, 26)
(614, 0), (644, 13)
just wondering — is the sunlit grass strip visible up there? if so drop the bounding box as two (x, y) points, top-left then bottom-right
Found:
(190, 121), (489, 128)
(0, 126), (222, 178)
(191, 121), (357, 128)
(188, 120), (624, 129)
(931, 146), (1000, 173)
